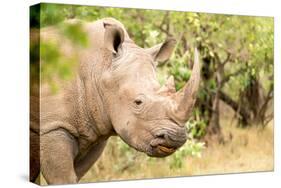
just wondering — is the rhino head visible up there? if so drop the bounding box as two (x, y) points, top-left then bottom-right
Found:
(82, 18), (200, 157)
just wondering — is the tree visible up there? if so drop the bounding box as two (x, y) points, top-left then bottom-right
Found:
(31, 4), (274, 145)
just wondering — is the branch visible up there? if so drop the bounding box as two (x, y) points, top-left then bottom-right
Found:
(263, 112), (273, 126)
(159, 11), (169, 28)
(158, 26), (173, 37)
(219, 90), (251, 124)
(157, 12), (173, 37)
(259, 83), (273, 124)
(214, 50), (232, 68)
(221, 68), (247, 86)
(213, 51), (222, 65)
(222, 52), (231, 66)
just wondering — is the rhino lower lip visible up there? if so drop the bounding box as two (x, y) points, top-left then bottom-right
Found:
(157, 145), (176, 154)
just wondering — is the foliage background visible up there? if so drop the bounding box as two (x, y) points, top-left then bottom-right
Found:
(30, 3), (274, 183)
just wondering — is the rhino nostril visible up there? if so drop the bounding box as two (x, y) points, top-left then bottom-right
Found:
(155, 129), (187, 146)
(169, 118), (185, 127)
(155, 133), (165, 139)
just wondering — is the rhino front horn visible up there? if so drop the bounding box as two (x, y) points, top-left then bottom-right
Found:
(172, 48), (201, 123)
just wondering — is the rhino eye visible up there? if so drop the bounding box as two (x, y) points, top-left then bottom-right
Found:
(132, 94), (146, 109)
(134, 99), (143, 105)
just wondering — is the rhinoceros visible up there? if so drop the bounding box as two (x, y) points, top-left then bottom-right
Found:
(30, 17), (200, 184)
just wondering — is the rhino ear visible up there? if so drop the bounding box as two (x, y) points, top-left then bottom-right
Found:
(104, 23), (125, 54)
(146, 38), (176, 65)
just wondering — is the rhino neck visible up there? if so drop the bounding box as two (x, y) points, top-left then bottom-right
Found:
(77, 48), (115, 139)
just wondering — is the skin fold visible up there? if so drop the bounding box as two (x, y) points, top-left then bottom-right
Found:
(30, 17), (200, 184)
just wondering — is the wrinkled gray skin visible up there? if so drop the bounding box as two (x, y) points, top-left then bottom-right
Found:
(30, 18), (200, 184)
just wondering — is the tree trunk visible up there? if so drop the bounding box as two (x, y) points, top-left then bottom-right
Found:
(204, 91), (224, 145)
(219, 76), (273, 127)
(204, 68), (224, 145)
(219, 90), (251, 126)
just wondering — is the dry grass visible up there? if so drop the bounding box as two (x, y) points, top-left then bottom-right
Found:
(182, 122), (274, 176)
(80, 121), (274, 183)
(38, 120), (273, 185)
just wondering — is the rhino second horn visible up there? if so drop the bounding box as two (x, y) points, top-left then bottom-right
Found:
(165, 76), (176, 93)
(158, 75), (176, 94)
(173, 48), (201, 123)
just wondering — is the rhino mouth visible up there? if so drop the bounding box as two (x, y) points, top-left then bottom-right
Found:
(147, 143), (177, 157)
(148, 137), (182, 157)
(157, 145), (176, 153)
(146, 127), (187, 157)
